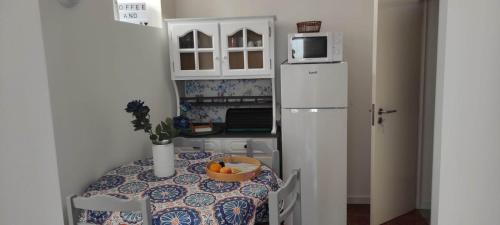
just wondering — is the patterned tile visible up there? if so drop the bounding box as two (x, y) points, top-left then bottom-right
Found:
(182, 80), (272, 123)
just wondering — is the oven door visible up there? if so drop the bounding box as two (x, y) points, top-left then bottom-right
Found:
(288, 32), (333, 63)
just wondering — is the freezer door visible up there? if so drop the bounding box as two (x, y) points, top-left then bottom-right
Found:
(280, 63), (348, 108)
(281, 108), (347, 225)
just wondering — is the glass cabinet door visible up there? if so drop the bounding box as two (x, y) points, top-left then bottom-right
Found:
(220, 21), (270, 76)
(171, 23), (220, 77)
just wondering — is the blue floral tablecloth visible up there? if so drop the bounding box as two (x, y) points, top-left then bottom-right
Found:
(80, 151), (281, 225)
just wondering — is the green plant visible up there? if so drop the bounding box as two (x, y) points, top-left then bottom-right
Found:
(125, 100), (179, 145)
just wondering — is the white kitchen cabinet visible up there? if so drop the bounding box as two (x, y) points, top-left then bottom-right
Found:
(174, 137), (223, 152)
(220, 138), (276, 154)
(220, 138), (277, 170)
(220, 20), (271, 77)
(166, 16), (275, 80)
(169, 23), (221, 77)
(222, 138), (249, 154)
(175, 137), (277, 171)
(203, 139), (222, 152)
(174, 137), (276, 153)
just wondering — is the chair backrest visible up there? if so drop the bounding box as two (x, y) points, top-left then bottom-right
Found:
(246, 139), (280, 175)
(173, 137), (205, 152)
(269, 169), (301, 225)
(66, 195), (152, 225)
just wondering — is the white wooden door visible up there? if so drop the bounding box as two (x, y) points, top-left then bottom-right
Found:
(170, 23), (220, 78)
(371, 0), (424, 224)
(220, 20), (271, 77)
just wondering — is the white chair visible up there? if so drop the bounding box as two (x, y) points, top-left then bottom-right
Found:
(173, 137), (205, 152)
(66, 195), (152, 225)
(246, 139), (280, 175)
(269, 169), (301, 225)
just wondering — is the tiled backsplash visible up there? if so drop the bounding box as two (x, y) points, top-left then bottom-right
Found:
(182, 79), (272, 123)
(184, 79), (272, 97)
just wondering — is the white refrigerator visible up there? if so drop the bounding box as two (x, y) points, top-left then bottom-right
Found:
(280, 62), (347, 225)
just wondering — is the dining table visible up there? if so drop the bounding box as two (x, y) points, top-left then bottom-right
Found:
(80, 151), (281, 225)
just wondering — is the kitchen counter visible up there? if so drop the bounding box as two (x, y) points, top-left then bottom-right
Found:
(178, 123), (279, 138)
(179, 131), (278, 138)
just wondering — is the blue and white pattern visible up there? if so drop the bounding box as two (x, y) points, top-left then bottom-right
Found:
(86, 175), (125, 191)
(199, 179), (240, 193)
(118, 181), (149, 194)
(184, 193), (216, 207)
(185, 80), (272, 98)
(214, 197), (256, 225)
(175, 160), (191, 168)
(86, 210), (112, 224)
(144, 185), (187, 203)
(210, 153), (231, 160)
(178, 151), (212, 160)
(153, 207), (201, 225)
(252, 170), (280, 191)
(134, 158), (154, 166)
(255, 203), (269, 223)
(186, 162), (208, 174)
(115, 165), (144, 176)
(80, 151), (281, 225)
(120, 211), (143, 224)
(173, 174), (201, 185)
(240, 184), (269, 200)
(184, 106), (271, 123)
(183, 79), (273, 123)
(137, 169), (176, 182)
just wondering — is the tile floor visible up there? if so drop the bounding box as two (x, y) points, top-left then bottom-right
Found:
(348, 204), (429, 225)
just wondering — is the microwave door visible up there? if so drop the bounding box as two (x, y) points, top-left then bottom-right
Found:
(291, 38), (303, 60)
(290, 36), (329, 62)
(303, 37), (328, 58)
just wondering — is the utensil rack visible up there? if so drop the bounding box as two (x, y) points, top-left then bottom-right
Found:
(180, 96), (273, 106)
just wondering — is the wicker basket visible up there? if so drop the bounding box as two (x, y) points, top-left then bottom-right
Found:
(297, 21), (322, 33)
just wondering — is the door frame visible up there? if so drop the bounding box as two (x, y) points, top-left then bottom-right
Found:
(415, 0), (429, 210)
(416, 0), (439, 210)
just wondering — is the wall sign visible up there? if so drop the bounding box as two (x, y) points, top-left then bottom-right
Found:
(117, 2), (149, 26)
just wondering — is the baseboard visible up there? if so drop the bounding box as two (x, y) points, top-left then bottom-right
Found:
(347, 195), (370, 204)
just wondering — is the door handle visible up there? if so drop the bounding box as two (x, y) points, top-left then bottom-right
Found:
(378, 108), (397, 115)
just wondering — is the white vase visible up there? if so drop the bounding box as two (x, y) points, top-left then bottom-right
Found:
(152, 143), (175, 177)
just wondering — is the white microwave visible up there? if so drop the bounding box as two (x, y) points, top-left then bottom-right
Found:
(288, 32), (343, 64)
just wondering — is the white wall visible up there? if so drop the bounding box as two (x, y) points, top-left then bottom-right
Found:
(432, 0), (500, 224)
(161, 0), (176, 19)
(38, 0), (175, 221)
(0, 1), (64, 224)
(170, 0), (375, 203)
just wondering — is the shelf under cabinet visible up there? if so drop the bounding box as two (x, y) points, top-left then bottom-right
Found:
(181, 96), (272, 106)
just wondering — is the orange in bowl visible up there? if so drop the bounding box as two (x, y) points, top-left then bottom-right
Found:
(208, 163), (222, 173)
(220, 167), (232, 174)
